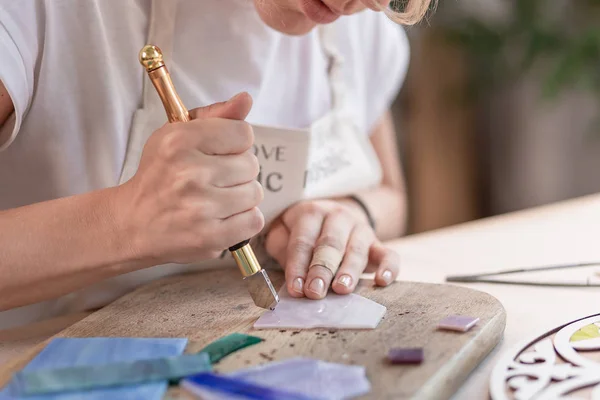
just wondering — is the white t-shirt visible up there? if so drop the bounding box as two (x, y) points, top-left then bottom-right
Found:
(0, 0), (409, 328)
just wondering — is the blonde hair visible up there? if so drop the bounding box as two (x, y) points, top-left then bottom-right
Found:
(382, 0), (436, 25)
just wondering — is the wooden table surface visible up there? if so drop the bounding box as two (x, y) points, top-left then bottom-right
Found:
(2, 193), (600, 398)
(0, 272), (505, 399)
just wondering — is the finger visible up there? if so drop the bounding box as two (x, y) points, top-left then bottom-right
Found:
(264, 219), (290, 267)
(190, 92), (253, 121)
(305, 211), (354, 299)
(284, 212), (324, 298)
(213, 207), (265, 249)
(368, 242), (400, 286)
(189, 118), (254, 156)
(210, 180), (264, 218)
(331, 225), (374, 295)
(209, 151), (259, 188)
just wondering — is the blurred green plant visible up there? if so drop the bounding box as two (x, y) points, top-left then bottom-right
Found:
(443, 0), (600, 101)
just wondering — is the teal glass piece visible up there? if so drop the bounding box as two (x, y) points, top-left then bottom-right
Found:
(198, 333), (263, 364)
(2, 333), (264, 399)
(11, 353), (210, 396)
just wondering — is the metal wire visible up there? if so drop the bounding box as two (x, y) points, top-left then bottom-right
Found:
(445, 261), (600, 287)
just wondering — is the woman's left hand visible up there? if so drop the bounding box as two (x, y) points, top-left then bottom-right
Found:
(264, 199), (400, 299)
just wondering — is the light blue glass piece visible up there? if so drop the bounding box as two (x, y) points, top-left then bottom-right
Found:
(0, 337), (188, 400)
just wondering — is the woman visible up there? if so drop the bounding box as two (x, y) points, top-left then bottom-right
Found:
(0, 0), (432, 329)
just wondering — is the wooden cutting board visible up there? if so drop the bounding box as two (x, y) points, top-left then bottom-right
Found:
(0, 269), (505, 399)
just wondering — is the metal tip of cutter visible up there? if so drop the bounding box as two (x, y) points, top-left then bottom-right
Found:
(244, 269), (279, 310)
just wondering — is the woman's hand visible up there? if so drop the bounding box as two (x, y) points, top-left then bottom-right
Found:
(264, 199), (400, 299)
(119, 92), (265, 265)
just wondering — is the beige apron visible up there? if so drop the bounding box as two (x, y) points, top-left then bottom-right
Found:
(0, 1), (382, 328)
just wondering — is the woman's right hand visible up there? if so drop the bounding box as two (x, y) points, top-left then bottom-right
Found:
(118, 92), (264, 265)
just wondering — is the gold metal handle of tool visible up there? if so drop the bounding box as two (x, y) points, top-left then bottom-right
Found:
(138, 44), (263, 278)
(139, 45), (190, 123)
(230, 240), (262, 276)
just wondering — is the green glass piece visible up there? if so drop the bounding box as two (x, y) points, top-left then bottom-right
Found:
(198, 333), (263, 364)
(12, 352), (211, 396)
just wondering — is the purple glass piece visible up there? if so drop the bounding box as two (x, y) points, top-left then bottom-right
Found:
(183, 358), (371, 400)
(437, 315), (480, 332)
(254, 289), (386, 330)
(387, 348), (424, 365)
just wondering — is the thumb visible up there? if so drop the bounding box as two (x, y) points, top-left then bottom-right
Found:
(190, 92), (253, 121)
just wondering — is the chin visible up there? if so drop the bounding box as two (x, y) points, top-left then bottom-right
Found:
(278, 19), (319, 36)
(253, 0), (375, 35)
(253, 2), (319, 35)
(280, 20), (319, 36)
(258, 0), (370, 35)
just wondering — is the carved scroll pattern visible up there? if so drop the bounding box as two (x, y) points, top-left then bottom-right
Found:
(491, 315), (600, 400)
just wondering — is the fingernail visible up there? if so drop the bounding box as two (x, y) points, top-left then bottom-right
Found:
(308, 278), (326, 296)
(292, 277), (304, 294)
(337, 274), (353, 288)
(382, 270), (393, 285)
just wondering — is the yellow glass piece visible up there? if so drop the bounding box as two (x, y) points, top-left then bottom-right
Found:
(570, 323), (600, 342)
